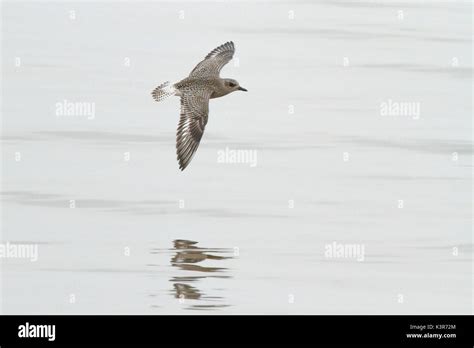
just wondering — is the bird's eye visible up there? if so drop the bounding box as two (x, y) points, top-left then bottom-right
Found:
(229, 82), (236, 87)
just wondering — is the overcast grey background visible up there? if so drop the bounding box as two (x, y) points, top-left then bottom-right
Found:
(1, 0), (472, 314)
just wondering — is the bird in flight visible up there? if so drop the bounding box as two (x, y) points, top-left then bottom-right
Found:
(151, 41), (247, 171)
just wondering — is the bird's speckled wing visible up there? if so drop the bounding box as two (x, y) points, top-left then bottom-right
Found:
(189, 41), (235, 78)
(176, 88), (213, 170)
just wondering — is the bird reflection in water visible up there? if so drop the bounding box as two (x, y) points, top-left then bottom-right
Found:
(170, 239), (233, 310)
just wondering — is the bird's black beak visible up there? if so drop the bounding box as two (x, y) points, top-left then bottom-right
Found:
(238, 86), (248, 92)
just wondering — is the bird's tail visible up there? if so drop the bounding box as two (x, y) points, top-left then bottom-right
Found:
(151, 81), (177, 102)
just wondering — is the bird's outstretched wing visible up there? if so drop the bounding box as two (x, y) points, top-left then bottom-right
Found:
(189, 41), (235, 78)
(176, 88), (213, 170)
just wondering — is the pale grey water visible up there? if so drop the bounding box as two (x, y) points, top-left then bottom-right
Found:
(0, 0), (472, 314)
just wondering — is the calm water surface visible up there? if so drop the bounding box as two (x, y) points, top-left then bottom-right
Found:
(1, 1), (472, 314)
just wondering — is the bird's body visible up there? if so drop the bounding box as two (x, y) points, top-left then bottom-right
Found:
(174, 77), (232, 99)
(151, 41), (247, 170)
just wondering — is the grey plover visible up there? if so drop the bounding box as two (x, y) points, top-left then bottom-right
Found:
(151, 41), (247, 171)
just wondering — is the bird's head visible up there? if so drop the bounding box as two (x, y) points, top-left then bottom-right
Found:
(224, 78), (247, 93)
